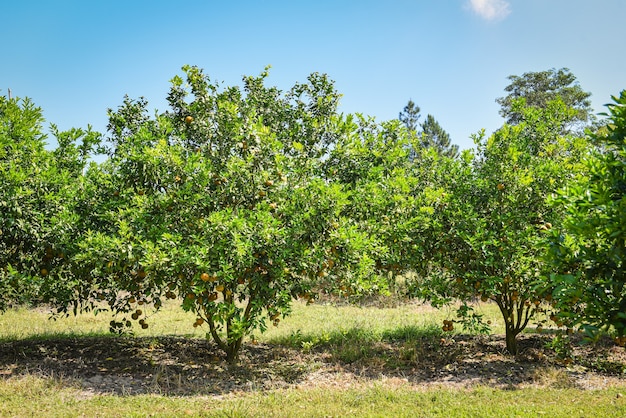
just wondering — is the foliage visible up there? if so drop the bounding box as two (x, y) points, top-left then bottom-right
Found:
(496, 68), (593, 132)
(0, 96), (100, 310)
(421, 114), (459, 158)
(422, 99), (589, 354)
(4, 66), (621, 364)
(399, 99), (458, 158)
(58, 66), (384, 362)
(323, 114), (444, 297)
(398, 99), (421, 134)
(548, 90), (626, 344)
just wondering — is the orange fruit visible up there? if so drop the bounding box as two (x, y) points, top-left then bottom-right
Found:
(185, 116), (193, 124)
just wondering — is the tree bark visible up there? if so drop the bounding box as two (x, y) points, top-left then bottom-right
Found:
(505, 327), (519, 355)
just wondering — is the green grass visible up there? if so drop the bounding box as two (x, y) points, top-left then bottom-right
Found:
(1, 375), (624, 417)
(0, 301), (205, 341)
(0, 299), (507, 343)
(261, 299), (517, 344)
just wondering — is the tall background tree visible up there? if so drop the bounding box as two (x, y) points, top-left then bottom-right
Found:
(421, 114), (459, 158)
(496, 68), (593, 132)
(398, 99), (420, 134)
(399, 100), (458, 158)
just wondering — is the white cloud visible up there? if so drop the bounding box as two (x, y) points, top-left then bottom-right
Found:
(467, 0), (511, 21)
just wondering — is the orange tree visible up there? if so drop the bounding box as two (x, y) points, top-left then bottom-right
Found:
(548, 91), (626, 344)
(64, 66), (379, 362)
(0, 95), (99, 310)
(322, 114), (443, 297)
(421, 99), (589, 354)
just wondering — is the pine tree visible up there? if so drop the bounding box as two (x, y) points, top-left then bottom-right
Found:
(399, 99), (421, 133)
(421, 114), (459, 158)
(400, 100), (459, 159)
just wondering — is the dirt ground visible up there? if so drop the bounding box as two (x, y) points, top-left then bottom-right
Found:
(1, 332), (625, 396)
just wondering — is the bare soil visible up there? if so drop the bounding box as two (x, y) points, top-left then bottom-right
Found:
(1, 333), (624, 396)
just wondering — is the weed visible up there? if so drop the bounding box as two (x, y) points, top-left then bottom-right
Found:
(545, 334), (574, 364)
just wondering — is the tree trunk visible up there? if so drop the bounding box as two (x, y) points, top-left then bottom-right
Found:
(505, 327), (519, 355)
(225, 337), (243, 363)
(225, 346), (238, 363)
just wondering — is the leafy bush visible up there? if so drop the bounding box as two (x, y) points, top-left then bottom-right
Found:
(548, 90), (626, 344)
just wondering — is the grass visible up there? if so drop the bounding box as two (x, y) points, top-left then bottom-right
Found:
(1, 300), (624, 417)
(0, 302), (206, 341)
(0, 375), (624, 417)
(0, 298), (507, 343)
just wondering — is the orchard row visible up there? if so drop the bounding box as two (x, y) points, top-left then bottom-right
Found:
(1, 66), (625, 361)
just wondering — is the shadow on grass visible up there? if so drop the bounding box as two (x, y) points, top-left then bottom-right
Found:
(0, 333), (312, 396)
(0, 327), (624, 396)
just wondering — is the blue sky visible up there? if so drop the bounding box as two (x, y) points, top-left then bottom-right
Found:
(2, 0), (625, 151)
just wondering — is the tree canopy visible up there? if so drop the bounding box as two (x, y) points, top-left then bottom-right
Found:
(496, 68), (593, 131)
(0, 96), (99, 310)
(548, 90), (626, 342)
(420, 98), (590, 354)
(399, 99), (458, 158)
(2, 65), (625, 362)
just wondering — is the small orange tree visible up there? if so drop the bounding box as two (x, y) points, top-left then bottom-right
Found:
(65, 66), (379, 362)
(422, 99), (589, 354)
